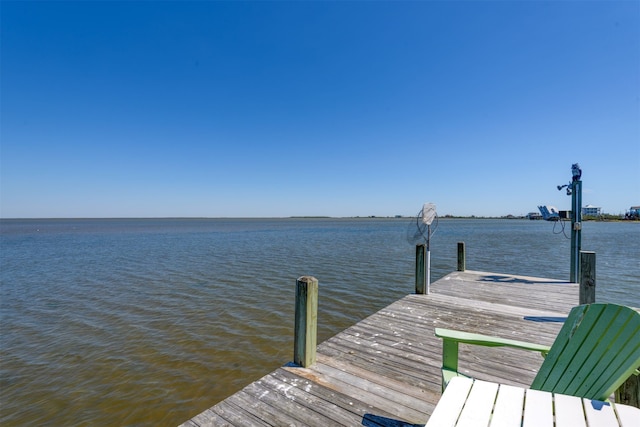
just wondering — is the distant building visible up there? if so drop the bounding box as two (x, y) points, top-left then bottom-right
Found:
(627, 206), (640, 220)
(582, 205), (601, 216)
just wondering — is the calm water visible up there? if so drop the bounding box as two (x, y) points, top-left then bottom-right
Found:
(1, 218), (638, 426)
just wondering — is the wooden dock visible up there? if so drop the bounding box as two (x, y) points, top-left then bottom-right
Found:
(180, 270), (579, 426)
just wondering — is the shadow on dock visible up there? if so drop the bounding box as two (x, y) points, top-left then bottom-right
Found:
(477, 273), (570, 285)
(362, 413), (424, 427)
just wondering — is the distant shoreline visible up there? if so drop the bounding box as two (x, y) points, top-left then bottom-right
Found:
(1, 216), (637, 222)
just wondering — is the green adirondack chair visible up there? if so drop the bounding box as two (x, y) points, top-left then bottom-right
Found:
(435, 303), (640, 401)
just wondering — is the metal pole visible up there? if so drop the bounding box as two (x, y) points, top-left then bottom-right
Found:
(576, 180), (582, 279)
(570, 180), (582, 283)
(426, 224), (431, 294)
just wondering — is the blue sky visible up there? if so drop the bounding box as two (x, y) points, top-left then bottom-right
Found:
(2, 1), (638, 218)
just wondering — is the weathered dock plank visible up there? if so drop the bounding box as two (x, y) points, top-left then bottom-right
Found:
(179, 270), (579, 426)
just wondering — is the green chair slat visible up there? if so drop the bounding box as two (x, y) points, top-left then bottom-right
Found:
(579, 310), (640, 399)
(531, 304), (603, 392)
(537, 304), (614, 395)
(535, 304), (640, 400)
(563, 305), (625, 397)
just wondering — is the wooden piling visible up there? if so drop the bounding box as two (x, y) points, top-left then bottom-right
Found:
(415, 244), (426, 294)
(457, 242), (465, 272)
(615, 374), (640, 409)
(579, 251), (596, 305)
(294, 276), (318, 367)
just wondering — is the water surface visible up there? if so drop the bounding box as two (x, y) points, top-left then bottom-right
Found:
(1, 218), (638, 425)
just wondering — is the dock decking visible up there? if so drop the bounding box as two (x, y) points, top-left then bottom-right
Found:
(180, 270), (579, 426)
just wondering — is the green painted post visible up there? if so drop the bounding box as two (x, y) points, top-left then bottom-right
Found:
(294, 276), (318, 367)
(441, 338), (459, 391)
(415, 244), (426, 294)
(579, 251), (596, 304)
(570, 180), (582, 282)
(457, 242), (466, 272)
